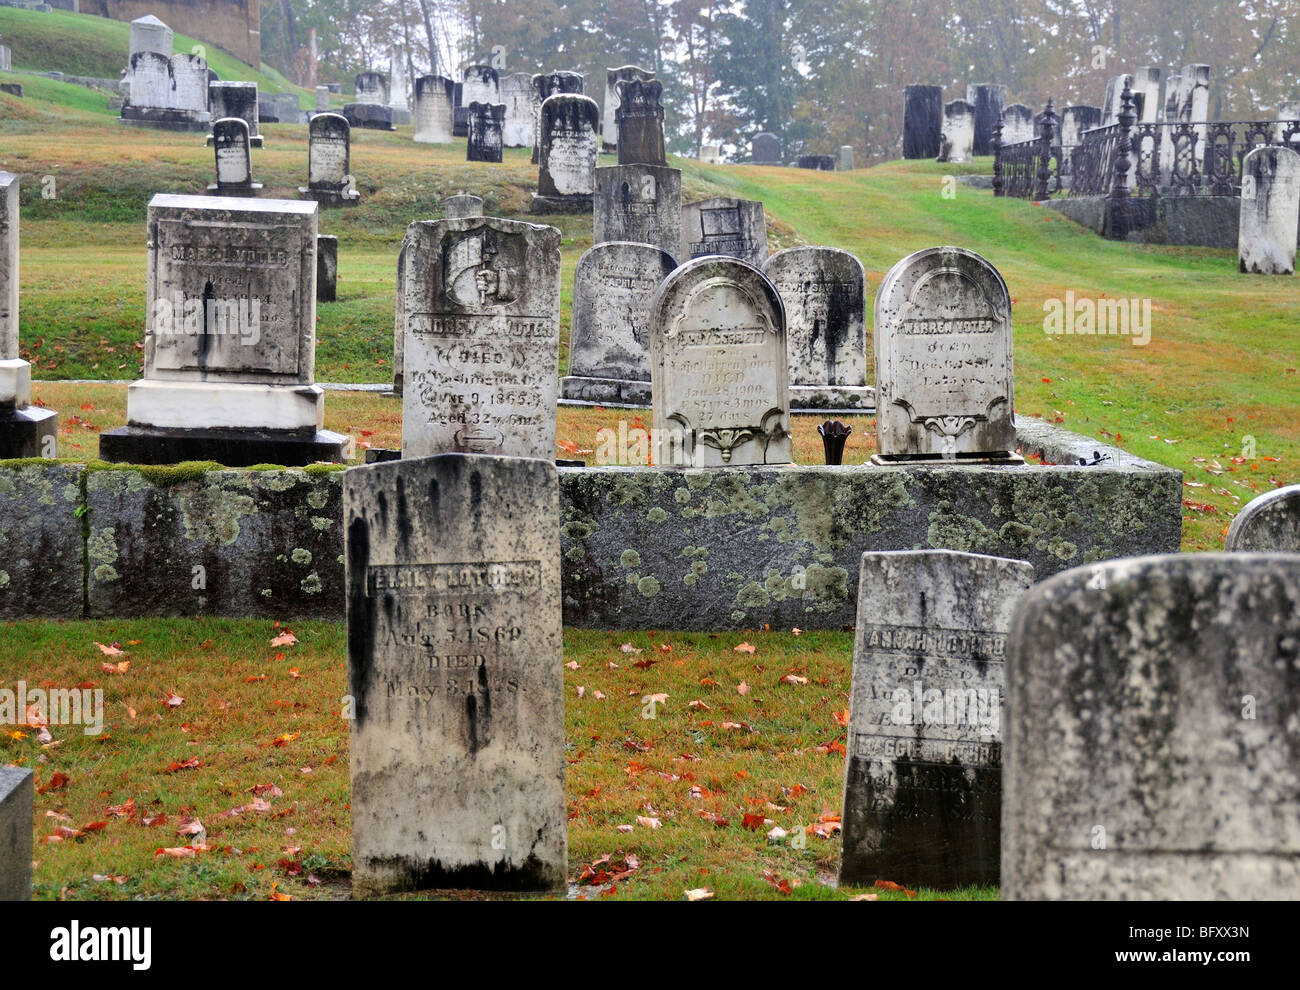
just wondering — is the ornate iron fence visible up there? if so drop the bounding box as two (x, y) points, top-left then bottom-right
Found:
(992, 101), (1062, 200)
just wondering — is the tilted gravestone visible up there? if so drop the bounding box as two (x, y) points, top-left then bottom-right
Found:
(650, 256), (791, 467)
(444, 194), (483, 219)
(531, 71), (584, 163)
(316, 234), (338, 303)
(299, 113), (360, 205)
(940, 100), (975, 162)
(615, 78), (667, 166)
(412, 74), (455, 143)
(98, 194), (349, 466)
(1226, 485), (1300, 551)
(839, 550), (1034, 889)
(1000, 103), (1035, 145)
(532, 94), (600, 212)
(0, 766), (33, 901)
(500, 72), (534, 147)
(761, 247), (871, 410)
(873, 246), (1016, 461)
(208, 82), (261, 146)
(208, 117), (261, 196)
(345, 453), (566, 896)
(0, 172), (58, 458)
(594, 164), (681, 259)
(561, 242), (677, 405)
(752, 131), (781, 164)
(401, 217), (561, 459)
(966, 83), (1006, 156)
(467, 102), (506, 163)
(1004, 553), (1300, 899)
(902, 85), (942, 159)
(602, 65), (653, 151)
(680, 197), (768, 267)
(1238, 145), (1299, 276)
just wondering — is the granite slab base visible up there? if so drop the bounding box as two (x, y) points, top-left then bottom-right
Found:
(530, 193), (593, 214)
(0, 406), (58, 459)
(99, 425), (351, 467)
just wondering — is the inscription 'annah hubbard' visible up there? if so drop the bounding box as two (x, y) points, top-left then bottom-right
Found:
(367, 560), (542, 595)
(858, 623), (1007, 658)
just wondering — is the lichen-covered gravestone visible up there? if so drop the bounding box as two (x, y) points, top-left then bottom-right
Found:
(1000, 103), (1035, 145)
(531, 94), (600, 212)
(839, 550), (1033, 890)
(561, 242), (677, 405)
(1238, 145), (1299, 276)
(500, 72), (534, 147)
(444, 194), (483, 219)
(615, 78), (666, 166)
(299, 113), (360, 205)
(467, 102), (506, 163)
(593, 164), (682, 259)
(461, 65), (500, 109)
(531, 71), (584, 163)
(873, 246), (1017, 461)
(0, 766), (33, 900)
(940, 100), (975, 162)
(412, 74), (455, 143)
(1004, 553), (1300, 899)
(345, 453), (566, 896)
(0, 172), (58, 458)
(680, 197), (768, 267)
(602, 65), (654, 152)
(761, 247), (870, 410)
(401, 217), (561, 459)
(1226, 484), (1300, 551)
(208, 117), (261, 196)
(650, 256), (791, 466)
(316, 234), (338, 303)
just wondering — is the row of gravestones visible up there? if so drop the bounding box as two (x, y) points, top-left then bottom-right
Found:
(751, 133), (855, 171)
(206, 112), (360, 205)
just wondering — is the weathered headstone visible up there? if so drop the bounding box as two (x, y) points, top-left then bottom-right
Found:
(299, 112), (360, 205)
(531, 94), (600, 212)
(260, 93), (302, 125)
(208, 81), (261, 146)
(387, 50), (410, 117)
(461, 65), (499, 110)
(354, 71), (389, 106)
(1276, 100), (1300, 144)
(208, 117), (261, 196)
(1132, 66), (1162, 123)
(940, 100), (975, 162)
(345, 453), (566, 896)
(500, 72), (534, 147)
(1101, 74), (1131, 127)
(1238, 145), (1299, 275)
(413, 74), (455, 143)
(680, 196), (768, 266)
(649, 256), (791, 467)
(966, 83), (1006, 156)
(1171, 64), (1211, 124)
(99, 194), (349, 466)
(902, 85), (942, 159)
(0, 45), (9, 74)
(121, 47), (211, 131)
(0, 172), (58, 458)
(444, 194), (483, 219)
(752, 132), (781, 165)
(615, 78), (666, 166)
(531, 71), (584, 163)
(401, 218), (561, 459)
(602, 65), (653, 151)
(315, 85), (330, 112)
(467, 102), (506, 163)
(593, 164), (682, 258)
(762, 247), (871, 410)
(561, 242), (677, 405)
(453, 82), (467, 137)
(1059, 105), (1102, 150)
(1000, 103), (1035, 145)
(839, 145), (854, 170)
(1004, 553), (1300, 899)
(873, 246), (1016, 461)
(839, 550), (1034, 889)
(343, 102), (395, 130)
(0, 766), (33, 901)
(317, 233), (338, 303)
(699, 143), (721, 164)
(391, 235), (409, 396)
(797, 154), (836, 170)
(1226, 485), (1300, 551)
(129, 13), (172, 56)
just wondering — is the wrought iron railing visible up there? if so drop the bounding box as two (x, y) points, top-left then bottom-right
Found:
(992, 100), (1061, 200)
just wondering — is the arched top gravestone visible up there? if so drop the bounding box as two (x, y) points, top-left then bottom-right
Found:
(1226, 484), (1300, 551)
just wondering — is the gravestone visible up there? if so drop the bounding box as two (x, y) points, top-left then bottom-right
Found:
(391, 236), (409, 396)
(461, 65), (499, 111)
(1004, 553), (1300, 899)
(130, 13), (172, 55)
(0, 766), (33, 901)
(317, 234), (338, 303)
(594, 163), (682, 258)
(207, 117), (261, 196)
(0, 45), (9, 74)
(1101, 74), (1130, 127)
(500, 72), (534, 147)
(1132, 66), (1162, 123)
(1171, 64), (1211, 123)
(839, 145), (854, 170)
(387, 51), (410, 117)
(98, 194), (349, 466)
(260, 93), (302, 125)
(940, 100), (975, 162)
(343, 102), (395, 130)
(121, 49), (211, 131)
(531, 71), (584, 163)
(400, 218), (562, 459)
(453, 82), (467, 136)
(680, 196), (768, 266)
(873, 246), (1016, 461)
(208, 82), (261, 146)
(966, 83), (1006, 156)
(761, 247), (871, 410)
(615, 78), (666, 166)
(1238, 145), (1299, 275)
(1059, 105), (1102, 149)
(299, 112), (360, 205)
(560, 242), (677, 405)
(531, 94), (600, 212)
(413, 74), (455, 143)
(797, 154), (835, 170)
(1276, 100), (1300, 144)
(345, 453), (566, 896)
(649, 256), (791, 467)
(354, 71), (389, 106)
(467, 102), (506, 163)
(902, 85), (942, 159)
(316, 85), (330, 112)
(752, 132), (781, 165)
(444, 194), (483, 219)
(1226, 485), (1300, 551)
(699, 143), (721, 164)
(602, 65), (653, 152)
(839, 550), (1034, 889)
(0, 172), (58, 458)
(1000, 103), (1035, 145)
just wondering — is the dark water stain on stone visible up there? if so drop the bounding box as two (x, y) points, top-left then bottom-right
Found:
(346, 516), (373, 726)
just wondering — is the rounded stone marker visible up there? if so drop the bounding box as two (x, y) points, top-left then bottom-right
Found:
(1226, 484), (1300, 551)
